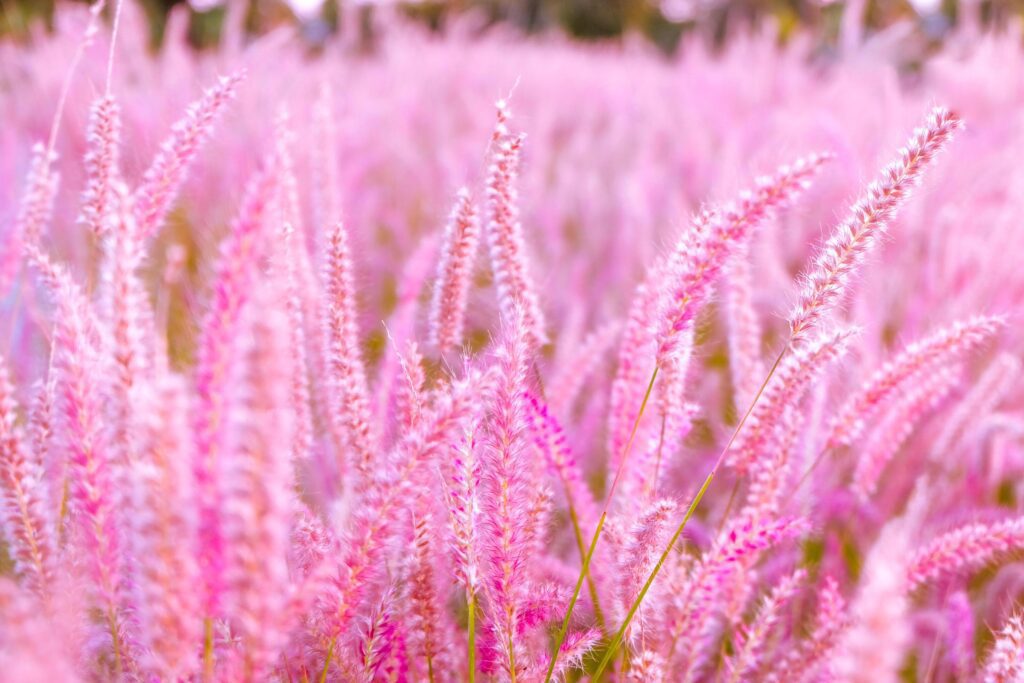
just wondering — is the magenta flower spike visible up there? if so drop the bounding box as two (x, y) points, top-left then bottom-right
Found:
(0, 357), (55, 598)
(133, 70), (245, 239)
(322, 219), (376, 481)
(79, 94), (121, 239)
(789, 108), (963, 345)
(827, 315), (1004, 450)
(431, 188), (481, 355)
(656, 153), (830, 366)
(484, 101), (548, 350)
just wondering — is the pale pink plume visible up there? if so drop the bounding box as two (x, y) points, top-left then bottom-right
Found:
(724, 242), (766, 408)
(834, 514), (916, 683)
(0, 356), (55, 598)
(222, 288), (296, 677)
(133, 70), (245, 238)
(730, 326), (856, 473)
(130, 374), (201, 680)
(907, 516), (1024, 591)
(764, 575), (847, 683)
(982, 611), (1024, 683)
(430, 187), (481, 354)
(193, 165), (277, 620)
(0, 579), (79, 681)
(789, 107), (963, 345)
(79, 94), (122, 239)
(0, 145), (59, 295)
(480, 306), (534, 677)
(656, 152), (830, 366)
(851, 365), (960, 502)
(727, 568), (807, 682)
(827, 314), (1004, 450)
(322, 219), (376, 481)
(485, 100), (548, 349)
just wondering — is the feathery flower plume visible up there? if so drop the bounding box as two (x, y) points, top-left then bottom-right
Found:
(103, 183), (152, 478)
(485, 100), (548, 349)
(617, 498), (677, 643)
(982, 612), (1024, 683)
(193, 165), (276, 621)
(431, 188), (481, 354)
(278, 223), (314, 464)
(222, 288), (295, 677)
(667, 516), (810, 673)
(827, 315), (1004, 449)
(834, 514), (916, 683)
(322, 219), (376, 480)
(907, 516), (1024, 591)
(851, 365), (960, 501)
(0, 356), (55, 597)
(789, 108), (963, 344)
(130, 374), (201, 680)
(316, 369), (481, 644)
(0, 145), (59, 295)
(79, 94), (122, 239)
(395, 342), (427, 434)
(480, 306), (534, 678)
(29, 247), (125, 662)
(730, 327), (856, 473)
(134, 70), (245, 238)
(727, 568), (807, 682)
(525, 394), (600, 536)
(442, 423), (483, 600)
(933, 351), (1021, 459)
(407, 511), (448, 679)
(725, 243), (765, 408)
(548, 320), (620, 418)
(764, 576), (846, 683)
(656, 152), (830, 366)
(607, 258), (666, 464)
(545, 628), (601, 682)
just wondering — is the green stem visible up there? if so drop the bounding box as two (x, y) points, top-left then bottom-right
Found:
(318, 637), (335, 683)
(595, 347), (787, 679)
(566, 493), (608, 635)
(544, 366), (660, 683)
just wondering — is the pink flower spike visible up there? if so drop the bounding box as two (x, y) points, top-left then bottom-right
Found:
(725, 242), (766, 408)
(982, 612), (1024, 683)
(0, 144), (59, 296)
(193, 164), (277, 620)
(656, 152), (830, 366)
(730, 327), (856, 474)
(322, 219), (376, 481)
(133, 70), (245, 238)
(79, 94), (122, 240)
(0, 356), (55, 598)
(728, 568), (807, 682)
(430, 188), (481, 354)
(907, 516), (1024, 591)
(485, 101), (548, 349)
(546, 627), (601, 682)
(222, 288), (295, 677)
(827, 314), (1004, 450)
(130, 374), (201, 681)
(480, 306), (534, 676)
(851, 365), (960, 502)
(789, 107), (963, 345)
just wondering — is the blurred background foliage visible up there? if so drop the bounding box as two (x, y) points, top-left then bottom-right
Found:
(0, 0), (1021, 53)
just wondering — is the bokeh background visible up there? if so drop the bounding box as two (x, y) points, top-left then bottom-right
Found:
(3, 0), (1023, 55)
